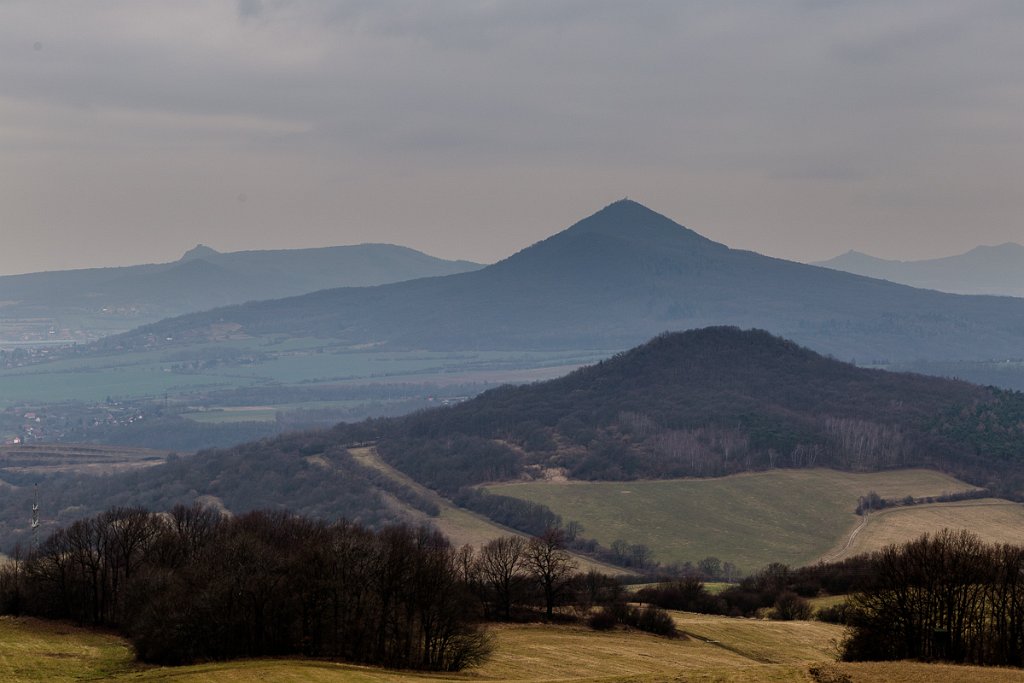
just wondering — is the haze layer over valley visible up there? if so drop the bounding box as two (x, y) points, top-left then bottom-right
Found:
(7, 200), (1024, 454)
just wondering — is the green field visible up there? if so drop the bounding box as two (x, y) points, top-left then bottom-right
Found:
(348, 448), (622, 575)
(182, 407), (281, 423)
(488, 469), (977, 572)
(182, 400), (385, 423)
(0, 338), (609, 405)
(0, 616), (138, 682)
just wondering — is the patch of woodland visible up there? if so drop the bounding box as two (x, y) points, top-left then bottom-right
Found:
(841, 529), (1024, 667)
(0, 512), (646, 669)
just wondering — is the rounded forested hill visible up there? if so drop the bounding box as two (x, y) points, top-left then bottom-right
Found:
(336, 327), (1024, 495)
(10, 327), (1022, 551)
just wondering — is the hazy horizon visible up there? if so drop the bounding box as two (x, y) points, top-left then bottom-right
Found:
(3, 1), (1023, 275)
(3, 203), (1024, 278)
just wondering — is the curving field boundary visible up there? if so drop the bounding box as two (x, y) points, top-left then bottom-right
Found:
(818, 499), (1024, 563)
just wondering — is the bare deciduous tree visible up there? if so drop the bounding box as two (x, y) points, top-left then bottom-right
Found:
(476, 535), (527, 619)
(526, 529), (577, 620)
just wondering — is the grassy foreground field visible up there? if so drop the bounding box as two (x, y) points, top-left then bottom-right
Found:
(5, 613), (1024, 682)
(487, 469), (978, 572)
(0, 616), (137, 681)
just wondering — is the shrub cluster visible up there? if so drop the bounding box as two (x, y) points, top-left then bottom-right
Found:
(587, 602), (677, 637)
(455, 489), (562, 537)
(636, 557), (873, 620)
(855, 488), (991, 515)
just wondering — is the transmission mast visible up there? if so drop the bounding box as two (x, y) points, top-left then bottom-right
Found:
(30, 484), (40, 553)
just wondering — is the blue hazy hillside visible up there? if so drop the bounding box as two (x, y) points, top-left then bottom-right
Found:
(0, 243), (482, 324)
(104, 200), (1024, 363)
(816, 244), (1024, 298)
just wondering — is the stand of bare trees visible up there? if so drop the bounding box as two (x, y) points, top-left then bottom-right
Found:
(460, 529), (593, 621)
(0, 506), (491, 670)
(843, 530), (1024, 666)
(0, 509), (637, 668)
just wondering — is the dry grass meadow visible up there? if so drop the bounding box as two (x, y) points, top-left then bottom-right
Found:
(6, 610), (1024, 683)
(823, 498), (1024, 562)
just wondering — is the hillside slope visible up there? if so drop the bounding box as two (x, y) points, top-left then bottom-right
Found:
(0, 243), (481, 336)
(816, 243), (1024, 297)
(340, 327), (1024, 495)
(488, 469), (980, 571)
(7, 328), (1024, 556)
(104, 200), (1024, 362)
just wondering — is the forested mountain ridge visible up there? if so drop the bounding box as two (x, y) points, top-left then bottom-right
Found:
(333, 328), (1024, 495)
(0, 243), (481, 325)
(100, 200), (1024, 362)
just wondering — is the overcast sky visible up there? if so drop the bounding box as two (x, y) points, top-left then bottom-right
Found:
(1, 1), (1022, 275)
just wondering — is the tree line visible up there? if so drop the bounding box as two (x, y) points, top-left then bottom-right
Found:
(0, 507), (645, 669)
(0, 506), (490, 669)
(854, 488), (991, 515)
(637, 530), (1024, 668)
(636, 561), (855, 621)
(842, 530), (1024, 666)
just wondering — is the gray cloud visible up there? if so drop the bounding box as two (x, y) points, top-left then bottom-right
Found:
(1, 1), (1022, 274)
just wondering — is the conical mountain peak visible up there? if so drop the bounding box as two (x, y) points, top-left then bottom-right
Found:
(564, 199), (713, 243)
(492, 200), (725, 273)
(180, 244), (221, 261)
(102, 201), (1024, 365)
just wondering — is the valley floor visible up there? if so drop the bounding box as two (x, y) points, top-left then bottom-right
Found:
(5, 612), (1024, 683)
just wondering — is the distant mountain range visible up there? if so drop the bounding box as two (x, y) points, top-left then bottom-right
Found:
(815, 244), (1024, 298)
(0, 243), (481, 335)
(104, 200), (1024, 363)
